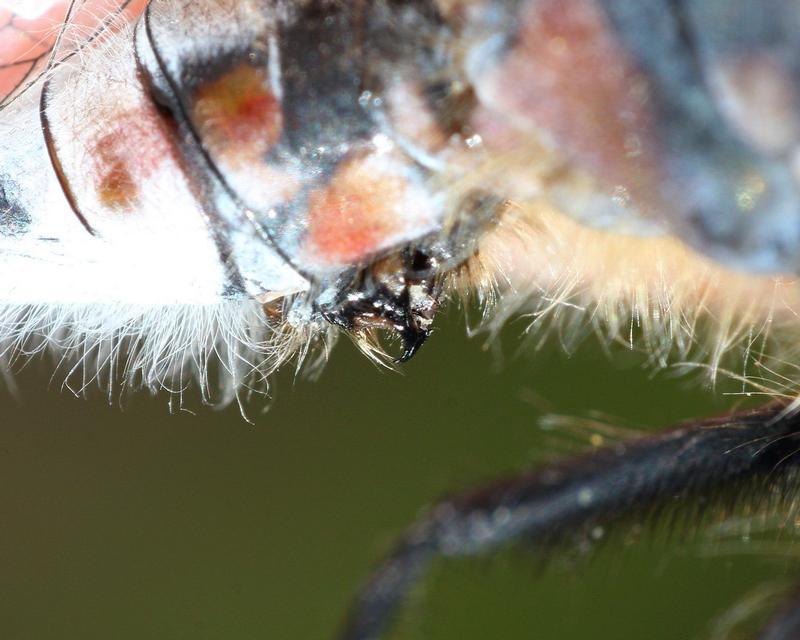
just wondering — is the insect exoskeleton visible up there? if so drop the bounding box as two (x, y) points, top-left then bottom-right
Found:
(0, 0), (508, 400)
(7, 2), (800, 639)
(433, 0), (800, 399)
(1, 0), (800, 404)
(132, 0), (511, 360)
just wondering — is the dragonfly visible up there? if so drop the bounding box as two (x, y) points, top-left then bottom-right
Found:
(2, 1), (800, 638)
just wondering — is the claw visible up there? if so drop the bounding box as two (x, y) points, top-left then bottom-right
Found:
(396, 325), (432, 363)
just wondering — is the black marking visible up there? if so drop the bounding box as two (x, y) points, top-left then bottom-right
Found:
(37, 0), (95, 236)
(424, 79), (478, 138)
(221, 282), (247, 300)
(0, 177), (31, 237)
(276, 0), (452, 161)
(318, 249), (439, 364)
(276, 2), (374, 166)
(139, 0), (495, 355)
(134, 16), (249, 297)
(140, 0), (456, 285)
(139, 5), (302, 286)
(40, 77), (95, 236)
(317, 191), (501, 361)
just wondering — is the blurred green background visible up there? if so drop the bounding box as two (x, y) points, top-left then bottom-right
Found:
(0, 311), (797, 640)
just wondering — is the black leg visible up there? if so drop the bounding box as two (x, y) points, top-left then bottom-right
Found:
(339, 405), (800, 640)
(758, 588), (800, 640)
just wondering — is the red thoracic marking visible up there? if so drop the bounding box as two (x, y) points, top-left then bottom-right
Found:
(95, 134), (136, 209)
(306, 157), (408, 267)
(90, 105), (172, 211)
(191, 63), (283, 166)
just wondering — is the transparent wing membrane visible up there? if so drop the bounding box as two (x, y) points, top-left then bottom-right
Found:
(0, 0), (146, 107)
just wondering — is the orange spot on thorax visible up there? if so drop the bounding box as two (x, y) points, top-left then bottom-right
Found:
(306, 159), (407, 266)
(90, 105), (172, 211)
(191, 63), (283, 165)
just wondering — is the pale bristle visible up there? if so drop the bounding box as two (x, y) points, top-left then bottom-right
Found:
(4, 0), (800, 410)
(0, 301), (332, 415)
(7, 203), (800, 410)
(461, 202), (800, 400)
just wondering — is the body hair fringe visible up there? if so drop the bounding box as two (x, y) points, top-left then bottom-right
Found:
(0, 300), (333, 416)
(4, 2), (800, 413)
(457, 207), (800, 406)
(2, 211), (800, 414)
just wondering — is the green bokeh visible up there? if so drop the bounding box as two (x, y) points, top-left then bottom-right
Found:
(0, 312), (795, 639)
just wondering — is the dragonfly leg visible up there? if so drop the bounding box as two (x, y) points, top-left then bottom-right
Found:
(758, 587), (800, 640)
(339, 405), (800, 640)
